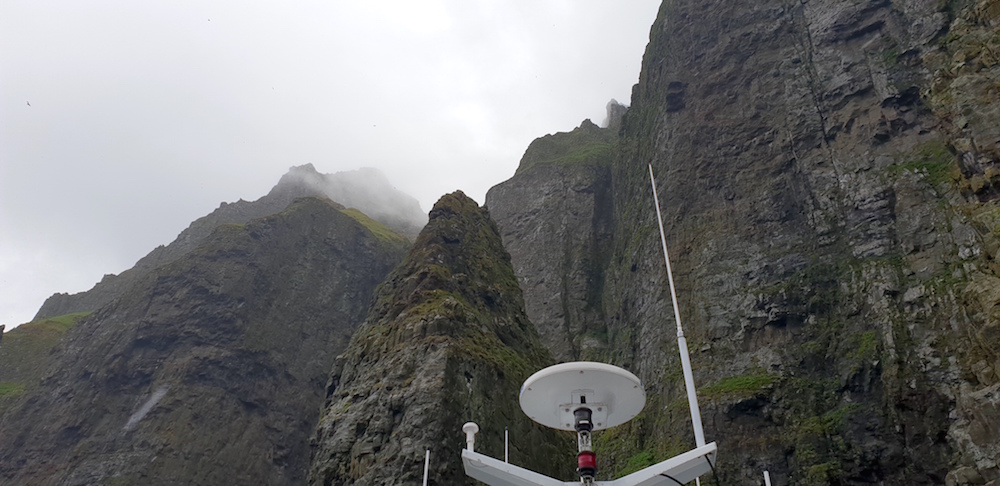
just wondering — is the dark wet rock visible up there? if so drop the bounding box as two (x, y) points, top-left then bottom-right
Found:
(0, 197), (407, 485)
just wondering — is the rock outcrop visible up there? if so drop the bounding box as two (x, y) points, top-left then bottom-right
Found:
(925, 0), (1000, 198)
(0, 312), (90, 417)
(486, 118), (616, 361)
(0, 197), (407, 485)
(309, 192), (573, 485)
(34, 165), (424, 320)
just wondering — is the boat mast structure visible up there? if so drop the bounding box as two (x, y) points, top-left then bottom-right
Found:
(460, 165), (717, 485)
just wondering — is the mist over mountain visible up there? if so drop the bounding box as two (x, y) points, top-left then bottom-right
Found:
(33, 165), (424, 321)
(272, 164), (427, 239)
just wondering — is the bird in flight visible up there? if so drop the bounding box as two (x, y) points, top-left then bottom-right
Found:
(26, 101), (31, 107)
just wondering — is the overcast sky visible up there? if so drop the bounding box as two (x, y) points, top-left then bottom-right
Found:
(1, 0), (661, 330)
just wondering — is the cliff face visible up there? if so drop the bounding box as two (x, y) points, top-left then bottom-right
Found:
(486, 119), (616, 361)
(487, 0), (1000, 484)
(309, 192), (572, 485)
(596, 0), (1000, 483)
(34, 165), (424, 320)
(0, 197), (407, 485)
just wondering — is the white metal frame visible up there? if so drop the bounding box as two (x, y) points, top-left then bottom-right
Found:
(461, 438), (716, 486)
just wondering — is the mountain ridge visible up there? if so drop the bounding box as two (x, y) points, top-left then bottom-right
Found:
(0, 196), (408, 485)
(34, 165), (425, 320)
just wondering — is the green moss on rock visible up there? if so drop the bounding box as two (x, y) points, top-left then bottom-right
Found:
(310, 191), (571, 485)
(888, 140), (959, 186)
(515, 119), (618, 175)
(340, 208), (410, 247)
(0, 382), (25, 399)
(701, 373), (778, 399)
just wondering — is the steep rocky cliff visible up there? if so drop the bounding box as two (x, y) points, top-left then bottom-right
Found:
(309, 192), (573, 485)
(487, 0), (1000, 484)
(34, 165), (424, 320)
(0, 197), (407, 485)
(486, 119), (616, 361)
(594, 0), (998, 483)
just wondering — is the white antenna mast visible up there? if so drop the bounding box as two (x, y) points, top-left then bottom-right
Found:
(648, 163), (706, 447)
(423, 449), (430, 486)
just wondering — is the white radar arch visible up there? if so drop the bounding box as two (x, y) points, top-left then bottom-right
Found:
(519, 361), (645, 431)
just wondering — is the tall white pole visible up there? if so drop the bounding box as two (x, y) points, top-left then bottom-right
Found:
(764, 470), (772, 486)
(648, 163), (706, 447)
(423, 449), (430, 486)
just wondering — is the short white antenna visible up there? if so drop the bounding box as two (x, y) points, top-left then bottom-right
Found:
(504, 427), (509, 463)
(423, 449), (430, 486)
(648, 163), (706, 447)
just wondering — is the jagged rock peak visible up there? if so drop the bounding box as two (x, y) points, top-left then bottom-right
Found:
(309, 191), (571, 485)
(602, 99), (628, 131)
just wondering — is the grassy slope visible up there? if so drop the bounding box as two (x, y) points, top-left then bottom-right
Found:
(0, 312), (90, 412)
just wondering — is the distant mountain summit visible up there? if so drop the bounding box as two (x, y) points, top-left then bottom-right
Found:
(273, 164), (426, 239)
(34, 165), (425, 320)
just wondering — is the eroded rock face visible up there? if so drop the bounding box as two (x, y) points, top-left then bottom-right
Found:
(0, 197), (407, 485)
(486, 119), (616, 361)
(594, 0), (1000, 483)
(309, 192), (572, 485)
(925, 0), (1000, 198)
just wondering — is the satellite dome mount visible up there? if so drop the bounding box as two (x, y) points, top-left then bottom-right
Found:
(519, 361), (645, 432)
(518, 361), (646, 484)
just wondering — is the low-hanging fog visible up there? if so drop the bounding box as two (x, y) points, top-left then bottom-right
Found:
(0, 0), (661, 329)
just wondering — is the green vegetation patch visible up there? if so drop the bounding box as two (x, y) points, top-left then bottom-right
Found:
(2, 311), (89, 350)
(340, 208), (409, 247)
(803, 461), (841, 485)
(795, 404), (863, 437)
(549, 142), (615, 166)
(701, 372), (778, 399)
(0, 382), (25, 399)
(888, 140), (957, 186)
(620, 449), (656, 476)
(855, 331), (879, 359)
(44, 311), (91, 331)
(0, 311), (90, 385)
(515, 122), (618, 175)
